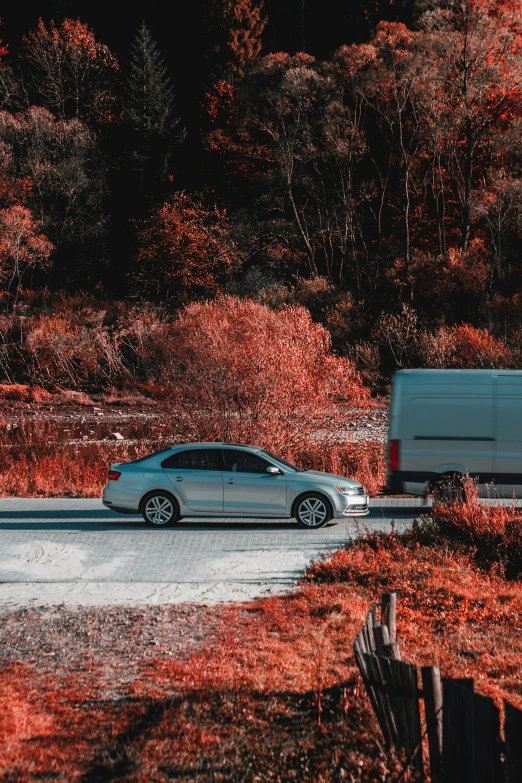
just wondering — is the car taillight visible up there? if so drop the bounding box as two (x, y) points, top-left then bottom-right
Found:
(388, 440), (400, 472)
(108, 470), (121, 481)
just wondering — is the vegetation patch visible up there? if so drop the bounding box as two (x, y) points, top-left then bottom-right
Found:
(3, 499), (522, 781)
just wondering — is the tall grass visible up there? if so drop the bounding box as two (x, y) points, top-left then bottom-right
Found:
(0, 419), (385, 497)
(425, 478), (522, 580)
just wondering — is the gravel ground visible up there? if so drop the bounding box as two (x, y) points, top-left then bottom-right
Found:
(0, 603), (223, 689)
(0, 399), (389, 445)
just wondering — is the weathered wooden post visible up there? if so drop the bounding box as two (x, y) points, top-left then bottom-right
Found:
(505, 701), (522, 783)
(421, 665), (443, 783)
(373, 622), (400, 661)
(381, 592), (397, 644)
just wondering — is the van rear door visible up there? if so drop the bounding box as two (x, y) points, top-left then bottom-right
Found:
(494, 375), (522, 497)
(400, 378), (494, 493)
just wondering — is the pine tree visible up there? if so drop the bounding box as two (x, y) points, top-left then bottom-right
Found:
(125, 23), (184, 205)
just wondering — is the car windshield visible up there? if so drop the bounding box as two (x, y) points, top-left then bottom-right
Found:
(258, 450), (303, 472)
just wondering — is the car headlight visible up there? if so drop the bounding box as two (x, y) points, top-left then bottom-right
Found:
(335, 486), (360, 496)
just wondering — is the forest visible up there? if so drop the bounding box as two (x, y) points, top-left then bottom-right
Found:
(0, 0), (521, 398)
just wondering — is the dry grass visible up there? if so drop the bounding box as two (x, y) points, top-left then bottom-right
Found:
(0, 597), (395, 782)
(0, 384), (53, 403)
(399, 477), (522, 579)
(0, 417), (386, 497)
(307, 531), (522, 709)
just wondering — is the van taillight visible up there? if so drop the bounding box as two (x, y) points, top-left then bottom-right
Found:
(108, 470), (121, 481)
(388, 440), (400, 472)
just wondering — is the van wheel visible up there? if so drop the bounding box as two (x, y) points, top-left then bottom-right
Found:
(142, 492), (180, 527)
(430, 473), (467, 504)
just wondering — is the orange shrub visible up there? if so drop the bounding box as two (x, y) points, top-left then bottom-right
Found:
(0, 383), (51, 402)
(427, 481), (522, 580)
(164, 295), (369, 450)
(418, 324), (512, 369)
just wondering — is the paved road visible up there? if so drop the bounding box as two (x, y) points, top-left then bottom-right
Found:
(1, 497), (517, 608)
(0, 497), (432, 608)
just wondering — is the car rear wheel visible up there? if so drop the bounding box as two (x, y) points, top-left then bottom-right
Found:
(295, 494), (331, 529)
(142, 492), (180, 527)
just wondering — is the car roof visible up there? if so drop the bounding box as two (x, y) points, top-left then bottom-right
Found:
(171, 442), (261, 451)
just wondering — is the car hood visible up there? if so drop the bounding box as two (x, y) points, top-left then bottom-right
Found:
(292, 470), (362, 487)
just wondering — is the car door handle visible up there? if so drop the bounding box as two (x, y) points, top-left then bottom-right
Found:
(226, 479), (235, 484)
(175, 476), (183, 482)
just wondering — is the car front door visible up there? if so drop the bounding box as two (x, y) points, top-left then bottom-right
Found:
(162, 448), (223, 513)
(222, 449), (287, 515)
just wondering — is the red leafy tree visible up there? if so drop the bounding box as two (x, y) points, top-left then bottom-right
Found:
(164, 295), (369, 450)
(223, 0), (266, 77)
(23, 18), (118, 122)
(0, 205), (53, 294)
(133, 192), (241, 301)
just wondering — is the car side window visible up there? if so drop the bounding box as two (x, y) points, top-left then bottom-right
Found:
(222, 450), (271, 473)
(161, 449), (222, 470)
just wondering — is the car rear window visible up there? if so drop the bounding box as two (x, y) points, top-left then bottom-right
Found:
(161, 448), (222, 470)
(128, 448), (173, 464)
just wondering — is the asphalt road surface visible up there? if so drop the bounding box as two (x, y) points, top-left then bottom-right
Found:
(0, 497), (434, 608)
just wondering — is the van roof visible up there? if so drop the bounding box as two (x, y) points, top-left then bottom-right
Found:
(395, 369), (522, 376)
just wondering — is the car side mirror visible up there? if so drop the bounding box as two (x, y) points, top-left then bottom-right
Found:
(266, 466), (281, 475)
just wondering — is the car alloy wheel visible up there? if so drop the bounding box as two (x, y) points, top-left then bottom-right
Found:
(296, 495), (331, 528)
(143, 493), (178, 527)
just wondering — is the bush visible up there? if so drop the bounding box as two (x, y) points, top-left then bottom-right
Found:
(418, 324), (512, 369)
(426, 481), (522, 580)
(133, 192), (241, 301)
(163, 295), (369, 450)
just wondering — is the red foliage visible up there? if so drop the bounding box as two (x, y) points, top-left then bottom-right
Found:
(0, 205), (52, 293)
(419, 323), (512, 368)
(23, 18), (118, 122)
(205, 80), (236, 125)
(134, 193), (240, 300)
(164, 295), (369, 449)
(0, 20), (8, 60)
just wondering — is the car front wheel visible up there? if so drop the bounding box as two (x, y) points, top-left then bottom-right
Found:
(142, 492), (180, 527)
(295, 494), (331, 529)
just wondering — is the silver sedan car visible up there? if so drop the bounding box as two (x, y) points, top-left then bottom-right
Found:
(102, 442), (369, 529)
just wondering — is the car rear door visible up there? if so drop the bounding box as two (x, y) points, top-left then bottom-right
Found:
(161, 448), (224, 512)
(222, 449), (287, 515)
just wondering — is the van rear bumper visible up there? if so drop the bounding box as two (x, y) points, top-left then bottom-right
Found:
(386, 471), (406, 494)
(387, 470), (522, 497)
(387, 471), (431, 496)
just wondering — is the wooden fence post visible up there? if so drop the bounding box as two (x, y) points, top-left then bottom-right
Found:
(442, 679), (502, 783)
(442, 679), (475, 783)
(379, 656), (424, 777)
(471, 691), (502, 783)
(505, 701), (522, 783)
(373, 622), (401, 661)
(421, 666), (443, 783)
(381, 592), (397, 644)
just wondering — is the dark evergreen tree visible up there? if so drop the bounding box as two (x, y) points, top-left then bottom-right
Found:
(125, 22), (184, 209)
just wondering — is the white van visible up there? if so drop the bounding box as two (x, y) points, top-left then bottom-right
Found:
(386, 369), (522, 497)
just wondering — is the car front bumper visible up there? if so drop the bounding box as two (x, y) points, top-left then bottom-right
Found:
(335, 495), (370, 518)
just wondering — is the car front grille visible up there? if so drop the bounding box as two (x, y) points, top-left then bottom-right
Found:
(355, 486), (366, 496)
